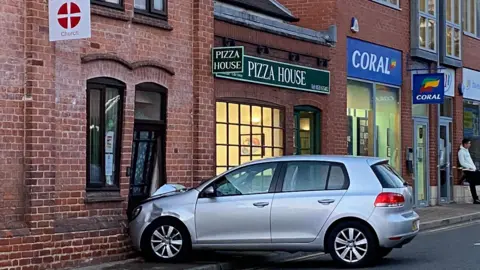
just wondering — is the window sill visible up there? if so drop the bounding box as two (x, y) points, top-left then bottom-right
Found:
(85, 191), (125, 203)
(371, 0), (401, 11)
(132, 13), (173, 31)
(464, 31), (480, 40)
(92, 1), (125, 11)
(91, 4), (130, 22)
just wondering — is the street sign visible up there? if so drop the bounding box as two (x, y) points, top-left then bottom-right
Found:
(212, 46), (244, 74)
(49, 0), (91, 41)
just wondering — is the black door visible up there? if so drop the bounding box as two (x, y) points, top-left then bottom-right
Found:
(127, 124), (164, 214)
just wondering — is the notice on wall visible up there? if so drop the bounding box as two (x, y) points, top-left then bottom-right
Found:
(105, 131), (114, 154)
(105, 154), (113, 176)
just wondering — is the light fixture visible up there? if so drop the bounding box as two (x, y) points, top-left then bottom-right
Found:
(222, 37), (235, 46)
(289, 52), (300, 62)
(257, 45), (270, 55)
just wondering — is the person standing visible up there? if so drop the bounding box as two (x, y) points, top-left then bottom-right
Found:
(458, 138), (480, 204)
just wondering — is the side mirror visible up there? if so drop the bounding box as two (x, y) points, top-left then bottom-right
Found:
(203, 186), (215, 198)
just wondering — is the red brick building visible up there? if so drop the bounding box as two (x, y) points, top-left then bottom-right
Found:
(0, 0), (213, 269)
(2, 0), (480, 269)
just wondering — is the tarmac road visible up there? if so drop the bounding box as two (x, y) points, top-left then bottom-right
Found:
(254, 221), (480, 270)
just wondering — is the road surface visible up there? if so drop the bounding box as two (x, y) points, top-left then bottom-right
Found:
(254, 221), (480, 270)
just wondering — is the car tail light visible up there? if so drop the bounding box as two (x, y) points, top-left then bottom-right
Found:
(374, 192), (405, 207)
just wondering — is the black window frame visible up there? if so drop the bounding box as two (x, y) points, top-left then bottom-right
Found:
(215, 100), (285, 175)
(86, 77), (125, 191)
(199, 162), (281, 198)
(274, 161), (351, 193)
(91, 0), (124, 10)
(134, 0), (168, 20)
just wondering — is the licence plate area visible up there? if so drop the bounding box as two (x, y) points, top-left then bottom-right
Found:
(412, 219), (420, 231)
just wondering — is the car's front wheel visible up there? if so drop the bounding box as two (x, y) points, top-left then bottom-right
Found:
(141, 218), (192, 263)
(327, 221), (379, 268)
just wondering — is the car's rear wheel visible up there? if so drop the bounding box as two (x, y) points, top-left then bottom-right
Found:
(327, 221), (379, 268)
(141, 218), (192, 263)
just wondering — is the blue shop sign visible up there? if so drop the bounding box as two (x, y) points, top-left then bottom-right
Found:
(347, 38), (402, 86)
(412, 73), (444, 104)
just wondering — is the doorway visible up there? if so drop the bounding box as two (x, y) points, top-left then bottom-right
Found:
(294, 106), (321, 155)
(438, 119), (453, 204)
(413, 118), (429, 207)
(127, 83), (167, 215)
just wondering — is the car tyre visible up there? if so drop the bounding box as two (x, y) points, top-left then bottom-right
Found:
(376, 247), (393, 259)
(141, 218), (192, 263)
(327, 221), (379, 268)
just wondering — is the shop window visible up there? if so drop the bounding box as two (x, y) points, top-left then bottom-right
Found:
(440, 97), (453, 117)
(412, 104), (429, 117)
(463, 0), (477, 36)
(347, 80), (374, 157)
(294, 106), (321, 155)
(464, 100), (480, 166)
(446, 0), (461, 58)
(92, 0), (122, 8)
(216, 101), (284, 175)
(347, 80), (401, 171)
(86, 78), (124, 190)
(135, 0), (167, 19)
(419, 0), (436, 51)
(375, 84), (401, 171)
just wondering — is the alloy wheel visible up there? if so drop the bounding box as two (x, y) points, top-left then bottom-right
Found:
(150, 225), (183, 259)
(334, 228), (368, 263)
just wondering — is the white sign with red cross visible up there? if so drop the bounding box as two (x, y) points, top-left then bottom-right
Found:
(48, 0), (91, 41)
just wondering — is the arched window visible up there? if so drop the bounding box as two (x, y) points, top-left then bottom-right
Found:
(86, 77), (125, 190)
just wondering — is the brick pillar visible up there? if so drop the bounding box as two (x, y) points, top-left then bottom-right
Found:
(453, 69), (464, 185)
(192, 0), (215, 183)
(24, 0), (56, 240)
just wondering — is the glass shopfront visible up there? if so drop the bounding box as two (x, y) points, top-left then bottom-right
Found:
(462, 68), (480, 167)
(215, 101), (284, 175)
(347, 80), (401, 170)
(346, 38), (402, 171)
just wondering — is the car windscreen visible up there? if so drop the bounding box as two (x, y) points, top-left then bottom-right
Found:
(371, 162), (406, 188)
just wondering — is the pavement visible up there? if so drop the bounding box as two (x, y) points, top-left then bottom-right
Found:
(74, 203), (480, 270)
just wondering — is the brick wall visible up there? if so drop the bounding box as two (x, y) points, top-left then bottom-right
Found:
(0, 0), (213, 269)
(0, 0), (26, 230)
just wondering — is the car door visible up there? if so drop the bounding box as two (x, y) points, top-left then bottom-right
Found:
(270, 161), (349, 243)
(195, 162), (279, 244)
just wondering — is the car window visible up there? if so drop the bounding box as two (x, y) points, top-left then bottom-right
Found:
(282, 162), (329, 192)
(371, 163), (406, 188)
(327, 165), (348, 190)
(214, 163), (277, 197)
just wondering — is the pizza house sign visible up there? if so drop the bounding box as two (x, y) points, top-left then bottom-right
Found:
(212, 46), (330, 94)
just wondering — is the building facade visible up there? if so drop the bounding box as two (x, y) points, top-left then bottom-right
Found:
(3, 0), (480, 269)
(0, 0), (213, 269)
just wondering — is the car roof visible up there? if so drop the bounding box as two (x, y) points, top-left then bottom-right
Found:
(240, 155), (387, 166)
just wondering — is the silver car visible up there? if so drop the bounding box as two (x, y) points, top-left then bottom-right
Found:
(128, 155), (419, 267)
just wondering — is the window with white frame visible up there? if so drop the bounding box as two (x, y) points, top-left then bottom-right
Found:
(446, 0), (461, 58)
(419, 0), (437, 51)
(373, 0), (400, 8)
(463, 0), (477, 36)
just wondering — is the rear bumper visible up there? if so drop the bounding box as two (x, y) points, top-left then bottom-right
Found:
(368, 209), (420, 248)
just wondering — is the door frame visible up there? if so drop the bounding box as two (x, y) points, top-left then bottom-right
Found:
(438, 117), (453, 204)
(293, 105), (321, 155)
(413, 117), (430, 207)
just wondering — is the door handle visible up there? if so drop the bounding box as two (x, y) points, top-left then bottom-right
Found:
(318, 199), (335, 205)
(253, 202), (269, 207)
